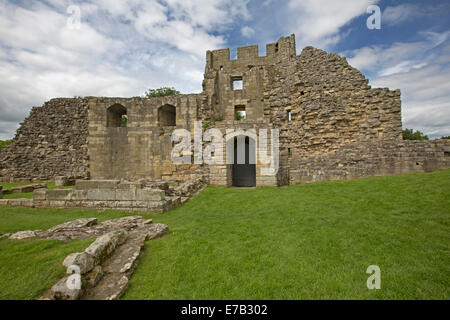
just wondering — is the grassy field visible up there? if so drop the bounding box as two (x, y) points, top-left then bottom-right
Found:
(0, 170), (449, 299)
(1, 181), (74, 199)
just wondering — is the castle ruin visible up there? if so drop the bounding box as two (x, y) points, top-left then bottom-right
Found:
(1, 34), (449, 187)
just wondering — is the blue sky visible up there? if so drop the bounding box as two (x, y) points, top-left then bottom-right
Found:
(0, 0), (449, 139)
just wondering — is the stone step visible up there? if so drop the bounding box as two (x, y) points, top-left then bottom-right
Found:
(80, 223), (168, 300)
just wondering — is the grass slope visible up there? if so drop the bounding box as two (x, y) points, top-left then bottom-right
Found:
(0, 170), (449, 299)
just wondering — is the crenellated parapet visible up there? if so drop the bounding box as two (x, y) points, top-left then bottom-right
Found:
(206, 34), (296, 71)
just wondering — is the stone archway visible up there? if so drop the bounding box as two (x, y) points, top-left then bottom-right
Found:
(106, 104), (127, 127)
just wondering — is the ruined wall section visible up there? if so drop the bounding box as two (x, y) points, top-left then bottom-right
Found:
(271, 46), (447, 184)
(267, 46), (402, 159)
(289, 139), (450, 184)
(88, 95), (209, 182)
(0, 98), (89, 181)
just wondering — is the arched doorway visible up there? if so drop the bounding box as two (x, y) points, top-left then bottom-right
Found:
(107, 104), (127, 127)
(232, 136), (256, 187)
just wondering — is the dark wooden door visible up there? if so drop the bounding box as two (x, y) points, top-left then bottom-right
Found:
(232, 137), (256, 187)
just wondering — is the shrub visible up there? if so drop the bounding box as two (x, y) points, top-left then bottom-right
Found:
(0, 140), (12, 149)
(144, 87), (180, 98)
(402, 128), (429, 140)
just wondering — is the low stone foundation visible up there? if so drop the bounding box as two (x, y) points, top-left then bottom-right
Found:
(33, 180), (181, 213)
(0, 178), (207, 212)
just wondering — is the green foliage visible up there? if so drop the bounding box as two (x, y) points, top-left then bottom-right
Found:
(0, 140), (11, 150)
(121, 115), (128, 127)
(402, 128), (429, 140)
(144, 87), (180, 98)
(202, 121), (210, 129)
(235, 111), (245, 120)
(441, 136), (450, 139)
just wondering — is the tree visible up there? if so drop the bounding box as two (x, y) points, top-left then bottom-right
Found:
(0, 140), (11, 150)
(402, 128), (429, 140)
(144, 87), (180, 98)
(441, 136), (450, 139)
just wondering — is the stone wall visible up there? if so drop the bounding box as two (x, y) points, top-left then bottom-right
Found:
(32, 180), (180, 213)
(0, 98), (89, 181)
(0, 34), (448, 187)
(88, 95), (209, 182)
(289, 139), (450, 184)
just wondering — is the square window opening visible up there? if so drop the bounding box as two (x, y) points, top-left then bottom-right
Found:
(232, 76), (243, 90)
(235, 106), (246, 120)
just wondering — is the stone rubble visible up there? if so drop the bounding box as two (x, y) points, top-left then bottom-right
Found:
(6, 216), (170, 300)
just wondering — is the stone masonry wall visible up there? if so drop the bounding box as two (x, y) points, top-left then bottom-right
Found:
(289, 138), (450, 184)
(0, 34), (448, 186)
(0, 98), (89, 181)
(88, 95), (209, 182)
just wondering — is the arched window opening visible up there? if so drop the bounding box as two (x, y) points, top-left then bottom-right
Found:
(107, 104), (127, 128)
(158, 104), (176, 126)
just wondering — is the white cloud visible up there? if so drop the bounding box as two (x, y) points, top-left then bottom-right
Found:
(371, 65), (450, 138)
(0, 0), (252, 139)
(382, 4), (420, 26)
(343, 31), (450, 77)
(241, 26), (255, 38)
(286, 0), (379, 49)
(345, 31), (450, 139)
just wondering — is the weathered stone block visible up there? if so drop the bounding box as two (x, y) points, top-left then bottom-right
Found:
(22, 199), (34, 207)
(55, 176), (75, 187)
(63, 252), (95, 274)
(8, 199), (25, 207)
(0, 199), (8, 206)
(64, 201), (82, 208)
(85, 230), (128, 264)
(117, 182), (142, 190)
(33, 200), (49, 208)
(49, 200), (66, 207)
(71, 189), (88, 200)
(87, 189), (116, 201)
(115, 201), (133, 208)
(50, 276), (83, 300)
(33, 188), (47, 200)
(132, 201), (150, 208)
(96, 180), (120, 189)
(49, 218), (98, 233)
(75, 180), (97, 190)
(115, 189), (136, 201)
(83, 265), (104, 288)
(55, 176), (67, 186)
(9, 230), (37, 240)
(136, 188), (165, 201)
(47, 189), (73, 200)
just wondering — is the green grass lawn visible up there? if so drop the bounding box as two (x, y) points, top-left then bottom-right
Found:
(0, 181), (75, 199)
(1, 170), (449, 299)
